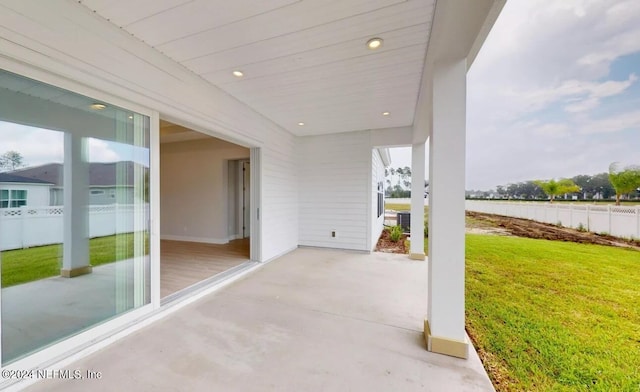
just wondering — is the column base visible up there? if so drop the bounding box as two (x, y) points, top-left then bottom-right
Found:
(424, 319), (469, 359)
(60, 266), (93, 278)
(409, 252), (426, 260)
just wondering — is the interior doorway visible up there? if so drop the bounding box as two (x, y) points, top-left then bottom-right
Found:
(242, 160), (250, 239)
(227, 159), (251, 242)
(159, 119), (254, 299)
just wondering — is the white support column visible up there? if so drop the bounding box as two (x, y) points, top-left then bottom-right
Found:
(61, 132), (91, 277)
(425, 58), (468, 359)
(410, 142), (426, 260)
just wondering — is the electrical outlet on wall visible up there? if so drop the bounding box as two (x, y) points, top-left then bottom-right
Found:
(331, 230), (337, 238)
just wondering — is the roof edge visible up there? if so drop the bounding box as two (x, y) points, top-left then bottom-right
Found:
(467, 0), (507, 68)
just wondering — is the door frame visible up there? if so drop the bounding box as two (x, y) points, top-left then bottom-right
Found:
(249, 148), (262, 262)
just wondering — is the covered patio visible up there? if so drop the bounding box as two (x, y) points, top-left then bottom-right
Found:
(25, 248), (493, 392)
(0, 0), (506, 388)
(0, 239), (250, 364)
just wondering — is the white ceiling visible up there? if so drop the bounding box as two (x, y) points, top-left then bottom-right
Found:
(160, 119), (213, 144)
(79, 0), (436, 136)
(0, 70), (130, 118)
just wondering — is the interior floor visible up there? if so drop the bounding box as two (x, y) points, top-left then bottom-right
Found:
(161, 239), (250, 298)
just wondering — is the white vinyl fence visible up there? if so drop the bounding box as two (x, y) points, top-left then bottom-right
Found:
(0, 205), (148, 251)
(466, 201), (640, 239)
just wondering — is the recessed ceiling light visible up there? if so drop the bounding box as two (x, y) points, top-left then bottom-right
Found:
(366, 38), (383, 50)
(128, 115), (133, 119)
(298, 122), (305, 126)
(382, 111), (390, 116)
(90, 103), (107, 110)
(232, 70), (244, 78)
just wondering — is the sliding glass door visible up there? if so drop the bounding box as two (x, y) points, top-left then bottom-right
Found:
(0, 69), (151, 364)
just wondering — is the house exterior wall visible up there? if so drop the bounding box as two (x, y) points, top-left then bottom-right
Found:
(0, 1), (299, 262)
(298, 131), (371, 251)
(262, 138), (299, 259)
(89, 187), (135, 205)
(160, 139), (249, 244)
(50, 188), (63, 206)
(50, 187), (140, 205)
(0, 183), (51, 207)
(371, 149), (386, 251)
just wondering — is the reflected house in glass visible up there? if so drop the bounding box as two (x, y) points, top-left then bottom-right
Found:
(0, 173), (53, 208)
(0, 69), (150, 365)
(8, 161), (149, 206)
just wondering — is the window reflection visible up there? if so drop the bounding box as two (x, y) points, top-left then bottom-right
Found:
(0, 69), (150, 363)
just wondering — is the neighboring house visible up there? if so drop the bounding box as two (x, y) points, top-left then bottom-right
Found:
(8, 162), (146, 205)
(372, 148), (391, 249)
(0, 173), (52, 208)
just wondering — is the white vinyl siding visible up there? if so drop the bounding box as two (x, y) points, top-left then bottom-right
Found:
(298, 131), (370, 251)
(262, 137), (299, 260)
(371, 149), (386, 250)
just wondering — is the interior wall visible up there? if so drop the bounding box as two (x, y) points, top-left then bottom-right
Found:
(161, 138), (249, 244)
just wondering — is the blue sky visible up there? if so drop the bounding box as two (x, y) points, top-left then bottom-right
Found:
(394, 0), (640, 191)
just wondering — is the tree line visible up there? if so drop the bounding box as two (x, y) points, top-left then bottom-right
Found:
(385, 166), (412, 198)
(471, 162), (640, 206)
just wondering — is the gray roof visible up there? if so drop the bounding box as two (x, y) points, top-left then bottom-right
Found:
(0, 173), (53, 185)
(4, 162), (146, 187)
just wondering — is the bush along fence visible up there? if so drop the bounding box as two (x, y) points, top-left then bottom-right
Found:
(0, 205), (148, 251)
(466, 200), (640, 239)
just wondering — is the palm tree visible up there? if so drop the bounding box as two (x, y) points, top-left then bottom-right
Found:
(609, 162), (640, 206)
(534, 179), (580, 203)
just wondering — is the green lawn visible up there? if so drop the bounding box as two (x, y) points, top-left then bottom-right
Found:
(1, 234), (142, 287)
(385, 203), (429, 218)
(463, 234), (640, 391)
(385, 202), (414, 212)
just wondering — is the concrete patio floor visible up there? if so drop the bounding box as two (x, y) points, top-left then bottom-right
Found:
(26, 248), (494, 392)
(2, 258), (141, 364)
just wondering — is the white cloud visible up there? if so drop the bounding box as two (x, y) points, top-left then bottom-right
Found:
(577, 2), (640, 68)
(578, 109), (640, 134)
(0, 122), (64, 166)
(531, 123), (571, 138)
(564, 98), (600, 113)
(466, 0), (640, 190)
(87, 138), (120, 162)
(500, 73), (637, 115)
(0, 122), (124, 167)
(590, 74), (638, 97)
